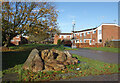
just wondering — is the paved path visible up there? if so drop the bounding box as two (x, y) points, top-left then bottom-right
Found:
(59, 73), (119, 81)
(68, 48), (119, 64)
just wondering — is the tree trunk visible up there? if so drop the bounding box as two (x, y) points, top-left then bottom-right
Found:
(4, 36), (13, 47)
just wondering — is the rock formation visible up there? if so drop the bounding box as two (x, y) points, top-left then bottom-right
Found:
(22, 49), (43, 72)
(23, 48), (79, 72)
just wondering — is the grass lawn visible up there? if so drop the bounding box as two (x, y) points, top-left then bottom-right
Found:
(64, 47), (78, 50)
(2, 44), (120, 81)
(2, 54), (119, 81)
(85, 47), (120, 53)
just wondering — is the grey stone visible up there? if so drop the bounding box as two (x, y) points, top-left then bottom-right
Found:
(22, 48), (43, 72)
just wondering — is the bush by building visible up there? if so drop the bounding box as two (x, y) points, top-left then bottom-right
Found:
(105, 40), (120, 48)
(57, 39), (62, 45)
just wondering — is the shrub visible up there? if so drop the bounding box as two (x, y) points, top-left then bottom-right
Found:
(57, 39), (62, 45)
(59, 45), (65, 50)
(54, 45), (65, 51)
(61, 40), (72, 47)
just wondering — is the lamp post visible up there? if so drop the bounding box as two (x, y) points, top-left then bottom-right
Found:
(71, 20), (76, 48)
(72, 20), (75, 38)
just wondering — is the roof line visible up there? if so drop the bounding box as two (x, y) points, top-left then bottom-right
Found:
(73, 27), (97, 33)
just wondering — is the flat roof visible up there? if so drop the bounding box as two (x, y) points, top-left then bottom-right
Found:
(59, 33), (72, 35)
(73, 27), (96, 33)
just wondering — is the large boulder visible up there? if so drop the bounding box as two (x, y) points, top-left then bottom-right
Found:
(64, 51), (72, 59)
(45, 62), (65, 71)
(55, 50), (67, 62)
(22, 48), (43, 72)
(41, 49), (78, 71)
(64, 51), (78, 65)
(41, 49), (54, 61)
(41, 49), (66, 71)
(23, 48), (79, 72)
(41, 49), (49, 60)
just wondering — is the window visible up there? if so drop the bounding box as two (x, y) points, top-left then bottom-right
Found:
(87, 32), (90, 34)
(11, 40), (14, 42)
(80, 33), (82, 36)
(93, 31), (96, 34)
(84, 33), (86, 36)
(76, 40), (79, 43)
(64, 35), (67, 38)
(16, 40), (20, 42)
(99, 30), (101, 34)
(90, 40), (91, 43)
(16, 35), (19, 38)
(84, 40), (86, 43)
(80, 40), (82, 43)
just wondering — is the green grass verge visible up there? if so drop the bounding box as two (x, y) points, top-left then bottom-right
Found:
(85, 47), (120, 53)
(54, 45), (78, 51)
(64, 47), (78, 50)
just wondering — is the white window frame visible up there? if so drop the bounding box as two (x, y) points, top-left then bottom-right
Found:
(87, 32), (90, 34)
(16, 40), (20, 42)
(84, 33), (86, 36)
(99, 30), (101, 34)
(80, 33), (82, 36)
(84, 40), (86, 43)
(11, 40), (14, 42)
(16, 36), (19, 38)
(93, 30), (96, 34)
(76, 39), (79, 43)
(89, 40), (92, 45)
(80, 40), (82, 43)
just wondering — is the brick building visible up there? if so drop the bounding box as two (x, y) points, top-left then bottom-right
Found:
(54, 23), (120, 47)
(54, 33), (72, 44)
(11, 35), (29, 45)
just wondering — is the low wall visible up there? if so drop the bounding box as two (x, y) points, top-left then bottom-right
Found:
(76, 43), (103, 48)
(111, 41), (120, 48)
(105, 41), (120, 48)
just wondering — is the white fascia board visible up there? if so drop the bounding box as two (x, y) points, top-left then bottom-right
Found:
(84, 39), (92, 40)
(102, 23), (118, 26)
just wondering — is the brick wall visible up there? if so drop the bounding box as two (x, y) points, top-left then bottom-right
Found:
(84, 32), (91, 39)
(77, 43), (103, 48)
(54, 34), (59, 44)
(11, 36), (21, 45)
(11, 35), (29, 45)
(91, 30), (98, 45)
(102, 25), (119, 46)
(54, 34), (72, 44)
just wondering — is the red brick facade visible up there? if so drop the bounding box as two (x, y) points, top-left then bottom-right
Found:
(54, 33), (72, 44)
(54, 23), (119, 48)
(54, 34), (60, 44)
(11, 35), (29, 45)
(102, 25), (120, 46)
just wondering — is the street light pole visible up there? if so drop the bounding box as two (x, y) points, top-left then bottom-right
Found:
(71, 20), (76, 48)
(72, 21), (75, 39)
